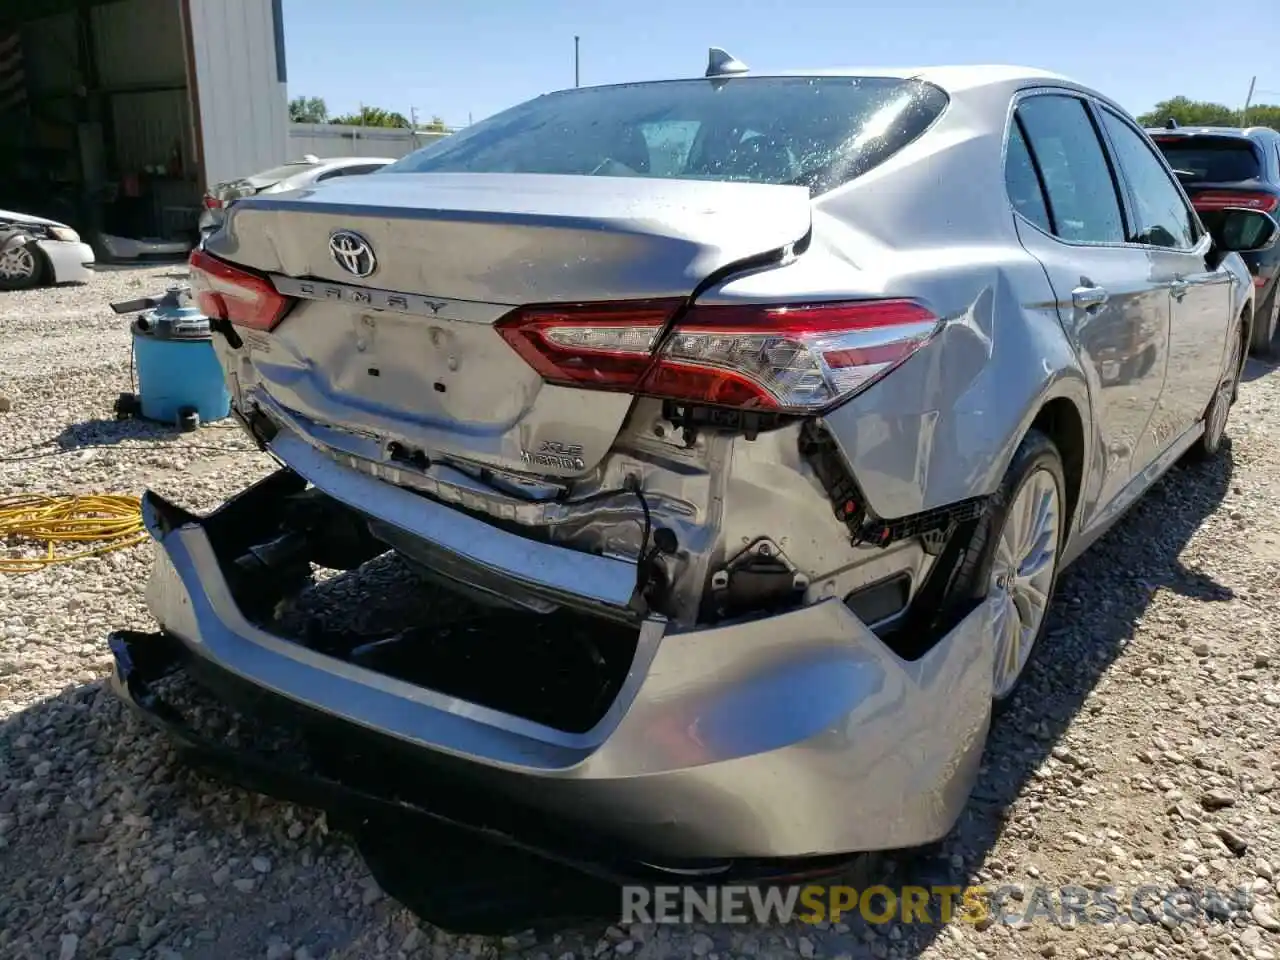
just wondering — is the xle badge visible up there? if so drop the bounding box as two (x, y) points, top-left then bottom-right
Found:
(521, 440), (585, 471)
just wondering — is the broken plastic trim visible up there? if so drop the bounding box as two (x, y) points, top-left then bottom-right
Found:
(798, 421), (988, 549)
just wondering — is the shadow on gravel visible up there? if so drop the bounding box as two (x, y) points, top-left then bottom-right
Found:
(37, 416), (246, 454)
(1242, 355), (1278, 384)
(0, 443), (1238, 958)
(0, 683), (377, 959)
(53, 417), (184, 451)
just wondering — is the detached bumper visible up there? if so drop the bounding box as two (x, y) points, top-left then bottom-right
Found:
(37, 239), (95, 283)
(119, 461), (995, 864)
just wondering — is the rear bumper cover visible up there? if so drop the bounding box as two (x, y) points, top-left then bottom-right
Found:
(120, 453), (995, 863)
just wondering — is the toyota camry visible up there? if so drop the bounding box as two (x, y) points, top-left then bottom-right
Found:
(109, 54), (1277, 887)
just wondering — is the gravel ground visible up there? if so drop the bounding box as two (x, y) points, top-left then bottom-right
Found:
(2, 266), (1279, 960)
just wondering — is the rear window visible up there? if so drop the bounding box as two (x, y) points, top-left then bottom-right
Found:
(383, 77), (949, 195)
(1151, 137), (1261, 182)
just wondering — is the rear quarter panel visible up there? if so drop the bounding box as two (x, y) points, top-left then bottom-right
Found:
(699, 76), (1093, 524)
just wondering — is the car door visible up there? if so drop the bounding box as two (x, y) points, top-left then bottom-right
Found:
(1092, 105), (1232, 454)
(1006, 91), (1170, 523)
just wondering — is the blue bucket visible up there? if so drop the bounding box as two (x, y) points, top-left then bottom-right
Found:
(131, 291), (231, 427)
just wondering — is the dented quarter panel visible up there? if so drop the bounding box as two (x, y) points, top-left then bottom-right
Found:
(695, 74), (1096, 526)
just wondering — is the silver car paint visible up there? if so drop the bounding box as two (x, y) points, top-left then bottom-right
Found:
(153, 64), (1256, 860)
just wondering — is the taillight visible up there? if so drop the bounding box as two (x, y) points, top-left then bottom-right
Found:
(1192, 190), (1280, 214)
(496, 298), (941, 412)
(202, 194), (222, 210)
(188, 248), (291, 331)
(495, 300), (682, 389)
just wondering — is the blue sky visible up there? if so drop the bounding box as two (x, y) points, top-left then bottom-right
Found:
(281, 0), (1275, 128)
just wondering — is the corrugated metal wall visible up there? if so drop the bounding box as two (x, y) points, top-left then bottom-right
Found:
(18, 13), (77, 98)
(186, 0), (288, 189)
(89, 0), (195, 185)
(92, 0), (185, 88)
(287, 125), (448, 161)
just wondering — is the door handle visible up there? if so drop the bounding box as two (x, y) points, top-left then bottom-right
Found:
(1170, 278), (1189, 300)
(1072, 285), (1109, 310)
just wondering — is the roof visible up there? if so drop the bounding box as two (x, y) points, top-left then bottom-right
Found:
(560, 63), (1080, 101)
(1147, 126), (1249, 136)
(765, 64), (1074, 91)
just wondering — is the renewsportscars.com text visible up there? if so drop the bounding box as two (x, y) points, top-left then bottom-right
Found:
(621, 884), (1256, 926)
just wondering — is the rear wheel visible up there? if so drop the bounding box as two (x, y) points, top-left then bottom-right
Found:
(936, 430), (1067, 709)
(0, 242), (43, 291)
(1188, 321), (1244, 461)
(1251, 283), (1279, 358)
(987, 437), (1065, 705)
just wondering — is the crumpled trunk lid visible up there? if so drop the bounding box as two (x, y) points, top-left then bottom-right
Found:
(208, 173), (812, 479)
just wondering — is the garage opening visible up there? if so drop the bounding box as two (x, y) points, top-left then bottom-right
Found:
(0, 0), (276, 261)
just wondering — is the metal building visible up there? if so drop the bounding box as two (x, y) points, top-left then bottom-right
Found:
(0, 0), (289, 253)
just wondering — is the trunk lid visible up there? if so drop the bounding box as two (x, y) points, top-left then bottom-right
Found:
(209, 172), (811, 302)
(209, 173), (812, 479)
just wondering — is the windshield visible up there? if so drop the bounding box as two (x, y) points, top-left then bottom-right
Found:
(384, 77), (949, 195)
(1152, 138), (1261, 182)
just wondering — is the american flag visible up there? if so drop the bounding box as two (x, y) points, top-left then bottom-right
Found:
(0, 29), (26, 115)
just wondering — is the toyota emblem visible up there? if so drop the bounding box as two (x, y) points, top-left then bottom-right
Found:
(329, 230), (377, 278)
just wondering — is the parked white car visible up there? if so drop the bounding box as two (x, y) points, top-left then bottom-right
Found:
(0, 209), (95, 290)
(199, 156), (395, 235)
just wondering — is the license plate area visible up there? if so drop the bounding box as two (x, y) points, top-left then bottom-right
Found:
(327, 312), (534, 426)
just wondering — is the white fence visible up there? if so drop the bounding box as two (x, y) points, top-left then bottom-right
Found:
(287, 122), (451, 161)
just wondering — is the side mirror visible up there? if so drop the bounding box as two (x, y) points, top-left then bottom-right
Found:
(1206, 207), (1279, 254)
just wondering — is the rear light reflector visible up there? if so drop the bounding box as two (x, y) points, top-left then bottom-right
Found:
(188, 248), (291, 331)
(1192, 190), (1279, 214)
(496, 298), (941, 412)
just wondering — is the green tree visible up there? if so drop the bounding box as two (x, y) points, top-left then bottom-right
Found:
(288, 95), (328, 123)
(329, 106), (410, 128)
(422, 115), (447, 132)
(1137, 95), (1280, 129)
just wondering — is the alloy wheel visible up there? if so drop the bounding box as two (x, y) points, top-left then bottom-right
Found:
(0, 246), (37, 282)
(989, 467), (1061, 699)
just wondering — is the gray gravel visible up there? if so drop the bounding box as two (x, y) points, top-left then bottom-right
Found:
(2, 267), (1279, 960)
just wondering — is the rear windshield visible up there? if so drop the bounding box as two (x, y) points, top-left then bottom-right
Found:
(383, 77), (949, 195)
(1152, 137), (1261, 182)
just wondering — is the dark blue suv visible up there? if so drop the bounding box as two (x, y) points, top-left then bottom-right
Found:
(1149, 124), (1280, 357)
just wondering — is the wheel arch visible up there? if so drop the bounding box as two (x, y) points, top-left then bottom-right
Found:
(1028, 396), (1086, 539)
(994, 372), (1093, 541)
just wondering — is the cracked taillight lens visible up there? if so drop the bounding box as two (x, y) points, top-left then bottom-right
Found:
(498, 298), (941, 412)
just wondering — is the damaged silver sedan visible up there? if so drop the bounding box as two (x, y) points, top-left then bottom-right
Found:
(110, 56), (1276, 880)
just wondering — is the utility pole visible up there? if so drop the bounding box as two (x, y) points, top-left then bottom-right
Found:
(574, 35), (580, 88)
(1242, 76), (1256, 126)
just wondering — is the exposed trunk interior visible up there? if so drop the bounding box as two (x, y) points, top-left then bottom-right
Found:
(198, 473), (642, 735)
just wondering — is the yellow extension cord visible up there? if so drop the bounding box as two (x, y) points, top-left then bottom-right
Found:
(0, 494), (148, 573)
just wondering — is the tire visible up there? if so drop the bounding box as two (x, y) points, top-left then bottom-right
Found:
(0, 240), (45, 291)
(1251, 282), (1279, 359)
(1187, 320), (1245, 462)
(946, 429), (1067, 710)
